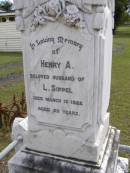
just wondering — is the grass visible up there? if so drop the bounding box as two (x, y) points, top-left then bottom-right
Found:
(0, 81), (24, 103)
(0, 52), (24, 104)
(0, 129), (10, 151)
(110, 26), (130, 160)
(0, 52), (22, 65)
(0, 26), (130, 167)
(0, 52), (24, 153)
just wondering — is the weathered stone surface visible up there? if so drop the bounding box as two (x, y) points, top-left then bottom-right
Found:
(8, 128), (120, 173)
(116, 157), (129, 173)
(12, 117), (28, 151)
(13, 0), (115, 163)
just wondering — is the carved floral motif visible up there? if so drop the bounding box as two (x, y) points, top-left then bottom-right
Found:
(31, 0), (83, 31)
(63, 5), (82, 28)
(14, 0), (114, 32)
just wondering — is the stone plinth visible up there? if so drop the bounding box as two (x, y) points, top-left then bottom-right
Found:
(9, 127), (127, 173)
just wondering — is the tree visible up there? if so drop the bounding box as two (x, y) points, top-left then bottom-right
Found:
(0, 0), (13, 11)
(114, 0), (129, 32)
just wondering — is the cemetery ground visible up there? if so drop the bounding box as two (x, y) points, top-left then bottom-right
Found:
(110, 26), (130, 160)
(0, 52), (24, 172)
(0, 26), (130, 166)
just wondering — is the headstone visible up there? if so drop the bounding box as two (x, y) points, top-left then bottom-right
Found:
(9, 0), (129, 173)
(13, 0), (115, 163)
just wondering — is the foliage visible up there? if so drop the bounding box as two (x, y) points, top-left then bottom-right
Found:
(0, 52), (25, 150)
(0, 93), (26, 129)
(114, 0), (129, 31)
(0, 0), (13, 11)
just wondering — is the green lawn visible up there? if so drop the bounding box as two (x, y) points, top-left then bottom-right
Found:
(0, 52), (24, 103)
(0, 52), (22, 65)
(0, 27), (130, 164)
(110, 26), (130, 160)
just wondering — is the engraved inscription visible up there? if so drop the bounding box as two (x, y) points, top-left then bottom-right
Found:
(27, 24), (92, 129)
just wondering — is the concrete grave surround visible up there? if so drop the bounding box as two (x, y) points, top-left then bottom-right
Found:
(13, 0), (115, 163)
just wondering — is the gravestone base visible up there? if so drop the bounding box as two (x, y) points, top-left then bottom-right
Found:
(117, 157), (129, 173)
(8, 127), (128, 173)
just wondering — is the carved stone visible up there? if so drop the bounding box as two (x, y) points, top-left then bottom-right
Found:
(13, 0), (115, 164)
(14, 0), (114, 32)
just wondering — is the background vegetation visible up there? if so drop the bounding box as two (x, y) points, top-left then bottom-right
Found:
(0, 0), (13, 11)
(115, 0), (129, 28)
(109, 26), (130, 160)
(0, 52), (24, 154)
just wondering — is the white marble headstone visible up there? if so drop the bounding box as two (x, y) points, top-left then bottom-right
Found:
(14, 0), (115, 163)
